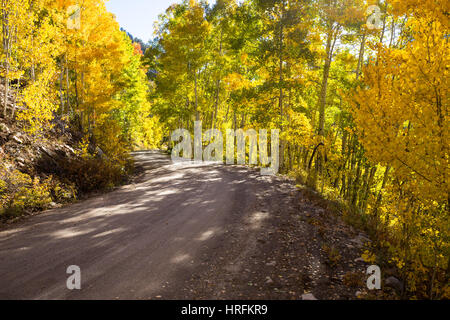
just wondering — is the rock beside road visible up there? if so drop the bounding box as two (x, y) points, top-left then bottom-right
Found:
(385, 276), (404, 294)
(302, 293), (318, 300)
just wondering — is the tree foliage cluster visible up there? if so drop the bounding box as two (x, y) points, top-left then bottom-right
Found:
(0, 0), (160, 151)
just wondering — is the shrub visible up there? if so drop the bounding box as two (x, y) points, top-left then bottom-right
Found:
(0, 164), (76, 219)
(59, 157), (132, 194)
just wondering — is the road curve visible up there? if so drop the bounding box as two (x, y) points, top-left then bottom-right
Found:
(0, 151), (286, 299)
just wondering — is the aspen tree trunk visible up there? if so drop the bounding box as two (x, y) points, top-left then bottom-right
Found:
(287, 108), (292, 171)
(303, 149), (309, 170)
(65, 56), (70, 113)
(351, 158), (362, 206)
(318, 29), (334, 137)
(278, 20), (285, 172)
(225, 104), (229, 122)
(212, 28), (223, 131)
(30, 64), (35, 81)
(194, 70), (199, 121)
(212, 80), (220, 127)
(374, 166), (391, 217)
(358, 165), (370, 206)
(59, 63), (65, 115)
(74, 71), (79, 110)
(10, 74), (19, 119)
(80, 71), (85, 132)
(314, 26), (337, 187)
(361, 166), (377, 213)
(347, 140), (357, 200)
(356, 34), (366, 81)
(2, 3), (10, 118)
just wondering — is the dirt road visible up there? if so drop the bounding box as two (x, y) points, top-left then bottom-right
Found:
(0, 151), (367, 300)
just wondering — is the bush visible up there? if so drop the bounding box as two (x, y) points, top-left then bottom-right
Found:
(59, 157), (133, 194)
(0, 166), (75, 219)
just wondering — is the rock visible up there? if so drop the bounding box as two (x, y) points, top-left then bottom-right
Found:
(266, 261), (276, 267)
(350, 239), (363, 247)
(64, 145), (75, 155)
(351, 234), (371, 247)
(95, 146), (108, 159)
(17, 162), (26, 169)
(385, 276), (404, 293)
(354, 257), (365, 263)
(16, 157), (25, 164)
(0, 123), (10, 134)
(301, 293), (317, 300)
(96, 146), (104, 157)
(355, 291), (362, 297)
(317, 277), (331, 285)
(12, 134), (23, 144)
(40, 146), (56, 158)
(265, 277), (273, 284)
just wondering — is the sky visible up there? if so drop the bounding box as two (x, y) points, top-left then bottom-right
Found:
(104, 1), (353, 47)
(105, 0), (184, 43)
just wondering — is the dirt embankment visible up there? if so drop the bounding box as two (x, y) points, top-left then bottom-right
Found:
(0, 115), (128, 224)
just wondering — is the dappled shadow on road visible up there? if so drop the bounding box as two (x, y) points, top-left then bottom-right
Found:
(0, 150), (284, 299)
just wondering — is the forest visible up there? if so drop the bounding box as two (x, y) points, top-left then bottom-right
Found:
(0, 0), (448, 300)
